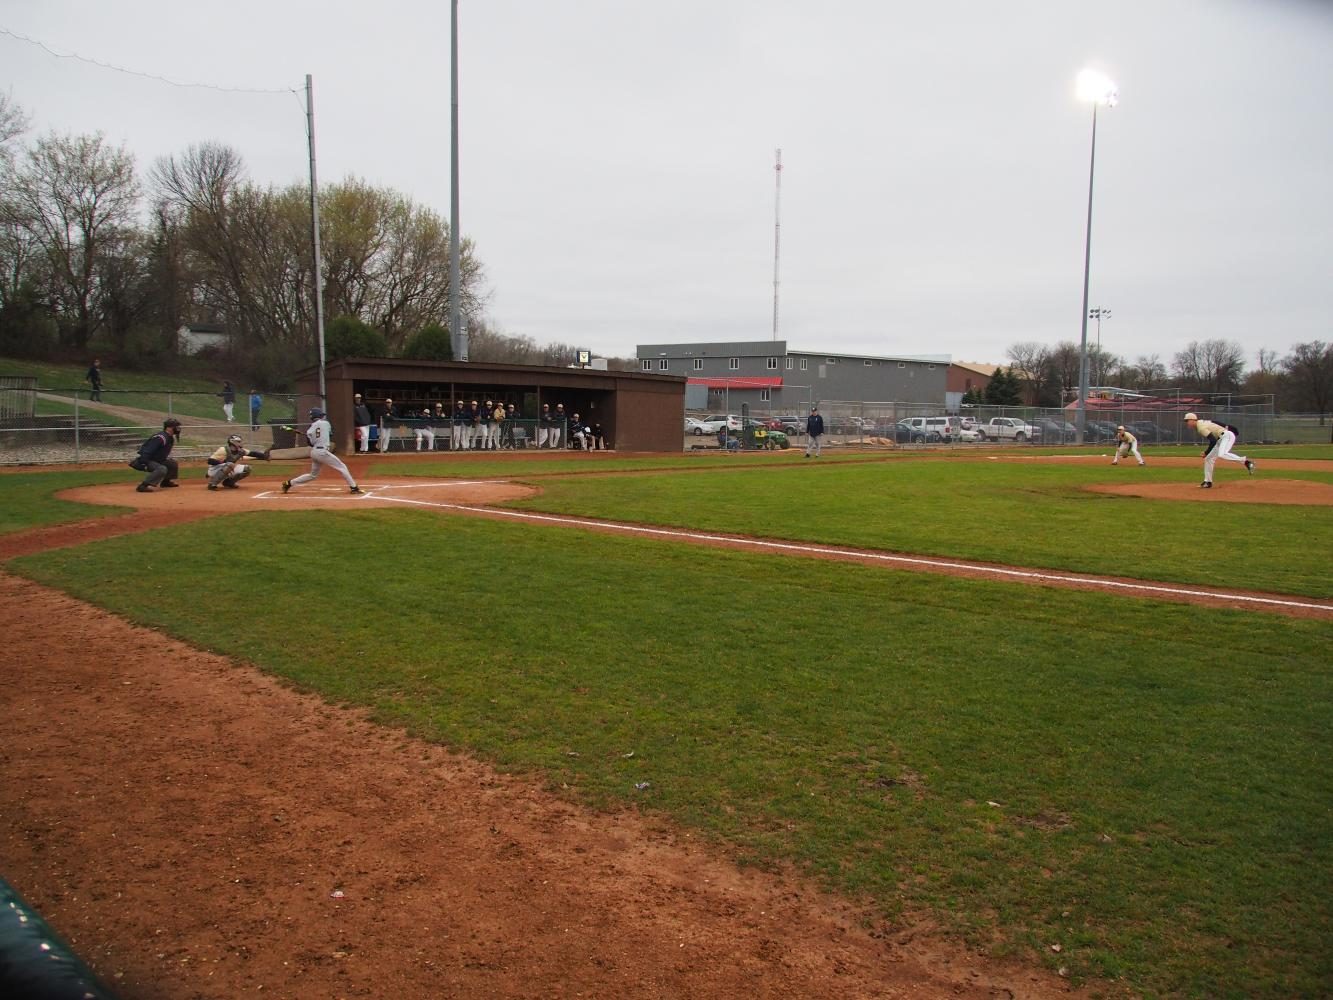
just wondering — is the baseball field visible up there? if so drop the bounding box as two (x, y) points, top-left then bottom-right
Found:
(2, 444), (1331, 999)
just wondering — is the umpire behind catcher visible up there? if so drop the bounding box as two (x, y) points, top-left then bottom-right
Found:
(129, 418), (182, 493)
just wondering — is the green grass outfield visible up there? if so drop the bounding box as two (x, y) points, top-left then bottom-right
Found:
(5, 454), (1332, 998)
(399, 448), (1333, 598)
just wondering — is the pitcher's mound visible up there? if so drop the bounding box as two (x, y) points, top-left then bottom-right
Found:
(1089, 479), (1333, 505)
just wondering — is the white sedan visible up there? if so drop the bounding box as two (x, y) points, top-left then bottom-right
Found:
(685, 417), (710, 435)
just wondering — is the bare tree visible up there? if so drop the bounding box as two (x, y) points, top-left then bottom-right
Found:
(12, 132), (139, 349)
(0, 92), (29, 153)
(1005, 341), (1057, 404)
(1171, 339), (1246, 393)
(1282, 341), (1333, 420)
(1045, 341), (1082, 402)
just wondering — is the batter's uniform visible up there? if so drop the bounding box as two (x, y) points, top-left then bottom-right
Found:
(1112, 427), (1145, 466)
(1186, 414), (1254, 487)
(206, 435), (270, 489)
(283, 411), (361, 494)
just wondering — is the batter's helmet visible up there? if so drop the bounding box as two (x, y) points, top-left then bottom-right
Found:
(309, 407), (326, 420)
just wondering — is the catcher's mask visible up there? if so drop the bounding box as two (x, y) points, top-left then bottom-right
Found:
(227, 434), (244, 447)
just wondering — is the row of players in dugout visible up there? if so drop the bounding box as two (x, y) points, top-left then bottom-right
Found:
(351, 395), (606, 452)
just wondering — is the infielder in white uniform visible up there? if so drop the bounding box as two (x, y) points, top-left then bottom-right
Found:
(282, 407), (362, 494)
(1111, 425), (1145, 466)
(1185, 412), (1254, 488)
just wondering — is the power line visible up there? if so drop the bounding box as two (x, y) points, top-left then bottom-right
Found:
(0, 27), (298, 96)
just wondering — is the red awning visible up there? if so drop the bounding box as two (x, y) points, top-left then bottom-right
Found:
(688, 376), (784, 389)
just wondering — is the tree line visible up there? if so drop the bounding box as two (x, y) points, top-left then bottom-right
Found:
(996, 338), (1331, 415)
(0, 95), (635, 389)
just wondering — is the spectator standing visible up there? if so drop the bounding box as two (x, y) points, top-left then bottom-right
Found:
(434, 402), (449, 449)
(219, 380), (236, 422)
(550, 403), (567, 449)
(1185, 412), (1255, 488)
(452, 400), (467, 451)
(352, 393), (373, 452)
(501, 403), (517, 449)
(468, 400), (482, 449)
(489, 399), (505, 449)
(537, 403), (552, 449)
(804, 405), (825, 458)
(282, 407), (361, 494)
(1112, 425), (1145, 466)
(379, 397), (397, 453)
(85, 359), (103, 401)
(248, 389), (263, 430)
(131, 417), (182, 492)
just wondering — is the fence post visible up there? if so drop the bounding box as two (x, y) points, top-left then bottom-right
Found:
(73, 391), (81, 464)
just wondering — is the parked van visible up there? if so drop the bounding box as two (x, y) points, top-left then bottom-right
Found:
(902, 416), (960, 442)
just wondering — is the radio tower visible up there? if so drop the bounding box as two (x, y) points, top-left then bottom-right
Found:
(772, 148), (782, 341)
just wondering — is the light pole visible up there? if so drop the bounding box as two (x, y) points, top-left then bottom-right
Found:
(1089, 306), (1110, 386)
(1075, 69), (1117, 444)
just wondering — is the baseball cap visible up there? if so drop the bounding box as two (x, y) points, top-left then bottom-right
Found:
(1184, 412), (1198, 421)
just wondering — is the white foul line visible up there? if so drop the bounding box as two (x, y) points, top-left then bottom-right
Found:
(255, 483), (1330, 614)
(349, 491), (1333, 614)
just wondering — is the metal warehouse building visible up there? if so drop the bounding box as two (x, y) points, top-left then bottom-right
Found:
(295, 358), (686, 454)
(636, 340), (948, 412)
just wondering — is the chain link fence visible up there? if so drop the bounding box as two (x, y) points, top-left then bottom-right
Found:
(0, 384), (300, 466)
(683, 398), (1316, 450)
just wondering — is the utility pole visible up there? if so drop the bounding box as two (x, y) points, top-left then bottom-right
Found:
(450, 0), (465, 361)
(305, 74), (327, 405)
(772, 148), (782, 341)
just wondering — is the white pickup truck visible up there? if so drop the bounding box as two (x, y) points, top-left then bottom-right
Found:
(977, 417), (1041, 442)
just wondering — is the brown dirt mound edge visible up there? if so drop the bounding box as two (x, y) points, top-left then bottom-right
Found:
(0, 569), (1096, 1000)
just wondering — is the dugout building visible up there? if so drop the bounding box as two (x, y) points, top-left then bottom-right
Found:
(294, 358), (687, 453)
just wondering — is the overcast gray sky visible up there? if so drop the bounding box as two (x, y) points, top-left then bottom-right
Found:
(3, 0), (1331, 368)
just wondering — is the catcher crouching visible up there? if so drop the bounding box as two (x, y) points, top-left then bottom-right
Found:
(207, 434), (272, 490)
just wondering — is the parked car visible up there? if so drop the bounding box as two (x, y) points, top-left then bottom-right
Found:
(1085, 419), (1119, 442)
(685, 416), (710, 435)
(978, 417), (1041, 442)
(705, 414), (742, 432)
(692, 415), (729, 435)
(1035, 418), (1077, 443)
(886, 420), (938, 443)
(957, 425), (983, 442)
(901, 415), (961, 442)
(1129, 420), (1177, 443)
